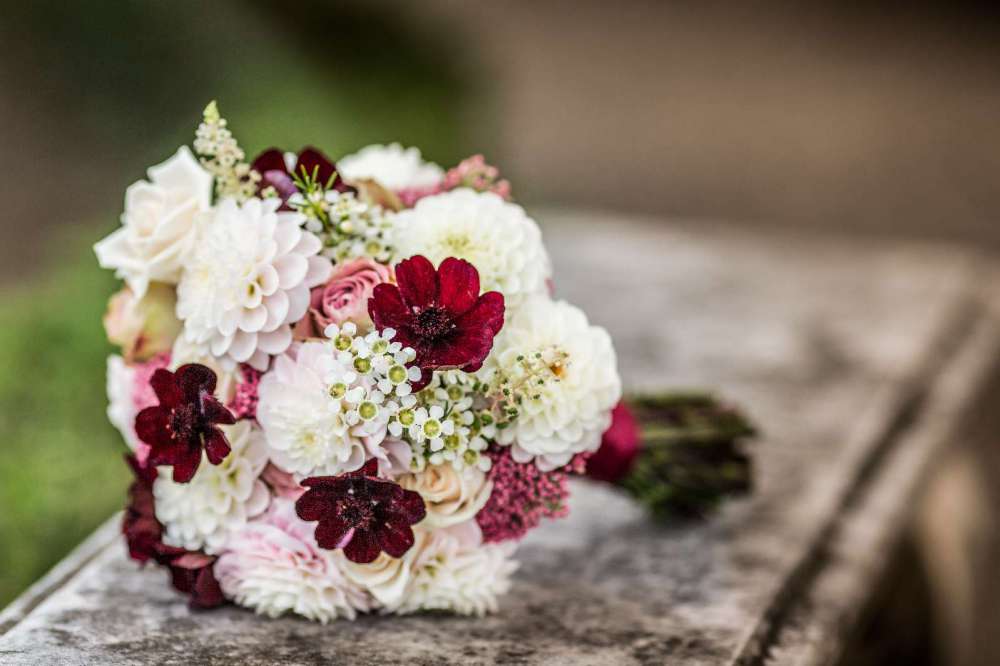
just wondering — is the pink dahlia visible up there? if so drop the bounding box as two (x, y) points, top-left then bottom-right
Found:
(295, 460), (426, 564)
(369, 255), (504, 388)
(135, 364), (236, 483)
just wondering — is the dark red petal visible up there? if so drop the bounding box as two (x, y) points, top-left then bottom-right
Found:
(135, 406), (172, 447)
(296, 147), (338, 187)
(378, 521), (416, 558)
(171, 446), (202, 484)
(190, 566), (225, 609)
(369, 284), (413, 331)
(436, 257), (480, 316)
(295, 489), (330, 521)
(251, 148), (288, 176)
(395, 488), (428, 524)
(394, 255), (438, 309)
(176, 364), (217, 400)
(170, 566), (196, 594)
(457, 291), (505, 337)
(203, 428), (231, 466)
(343, 529), (381, 564)
(149, 368), (182, 407)
(314, 518), (355, 550)
(202, 396), (235, 426)
(345, 459), (379, 478)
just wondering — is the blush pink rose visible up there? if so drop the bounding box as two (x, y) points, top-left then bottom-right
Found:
(293, 258), (392, 339)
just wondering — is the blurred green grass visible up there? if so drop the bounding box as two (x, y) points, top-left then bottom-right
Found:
(0, 247), (123, 605)
(0, 2), (470, 608)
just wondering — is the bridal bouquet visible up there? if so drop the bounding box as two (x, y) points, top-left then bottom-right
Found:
(96, 103), (624, 620)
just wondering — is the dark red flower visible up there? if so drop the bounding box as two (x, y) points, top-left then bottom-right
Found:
(251, 146), (354, 205)
(295, 460), (426, 564)
(122, 454), (177, 564)
(121, 455), (225, 609)
(134, 364), (236, 484)
(368, 255), (504, 388)
(168, 553), (225, 609)
(587, 401), (641, 483)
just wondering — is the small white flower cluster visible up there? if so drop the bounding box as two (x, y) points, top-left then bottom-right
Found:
(193, 101), (260, 201)
(287, 188), (396, 264)
(257, 325), (419, 478)
(396, 372), (494, 474)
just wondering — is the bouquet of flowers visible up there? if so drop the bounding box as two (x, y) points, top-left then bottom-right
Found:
(96, 103), (624, 620)
(97, 103), (756, 622)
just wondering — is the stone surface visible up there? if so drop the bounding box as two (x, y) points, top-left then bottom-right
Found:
(1, 214), (997, 665)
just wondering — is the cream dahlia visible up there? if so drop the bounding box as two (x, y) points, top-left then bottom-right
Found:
(176, 197), (332, 370)
(391, 190), (550, 308)
(397, 464), (493, 529)
(153, 420), (270, 554)
(337, 143), (444, 191)
(342, 521), (517, 616)
(95, 147), (212, 297)
(483, 296), (622, 470)
(215, 498), (371, 623)
(257, 341), (387, 478)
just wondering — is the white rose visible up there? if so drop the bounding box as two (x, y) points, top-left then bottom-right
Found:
(94, 146), (212, 296)
(397, 464), (493, 529)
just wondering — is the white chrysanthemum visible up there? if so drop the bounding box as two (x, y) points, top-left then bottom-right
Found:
(483, 296), (622, 471)
(337, 143), (444, 190)
(154, 420), (270, 554)
(392, 190), (551, 308)
(215, 499), (371, 623)
(342, 522), (516, 616)
(106, 355), (139, 450)
(95, 147), (212, 297)
(257, 332), (410, 477)
(397, 464), (493, 529)
(176, 197), (332, 370)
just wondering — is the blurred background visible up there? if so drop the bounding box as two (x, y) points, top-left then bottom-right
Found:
(1, 1), (998, 662)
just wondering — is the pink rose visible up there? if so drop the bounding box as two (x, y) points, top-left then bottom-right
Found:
(293, 258), (391, 339)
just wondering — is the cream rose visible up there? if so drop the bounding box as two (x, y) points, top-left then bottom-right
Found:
(94, 146), (212, 297)
(397, 464), (493, 529)
(103, 283), (182, 362)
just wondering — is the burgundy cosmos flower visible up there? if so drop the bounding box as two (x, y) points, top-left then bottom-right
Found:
(369, 255), (504, 388)
(122, 455), (224, 608)
(135, 364), (236, 484)
(251, 147), (354, 203)
(295, 460), (426, 564)
(586, 401), (641, 484)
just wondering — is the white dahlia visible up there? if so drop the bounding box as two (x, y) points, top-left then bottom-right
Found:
(215, 499), (371, 623)
(337, 143), (444, 190)
(95, 147), (212, 297)
(484, 296), (622, 471)
(106, 355), (138, 450)
(154, 420), (270, 554)
(176, 197), (332, 370)
(257, 341), (388, 478)
(392, 190), (551, 308)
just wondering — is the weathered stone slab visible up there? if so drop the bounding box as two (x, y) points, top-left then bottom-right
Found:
(1, 214), (996, 665)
